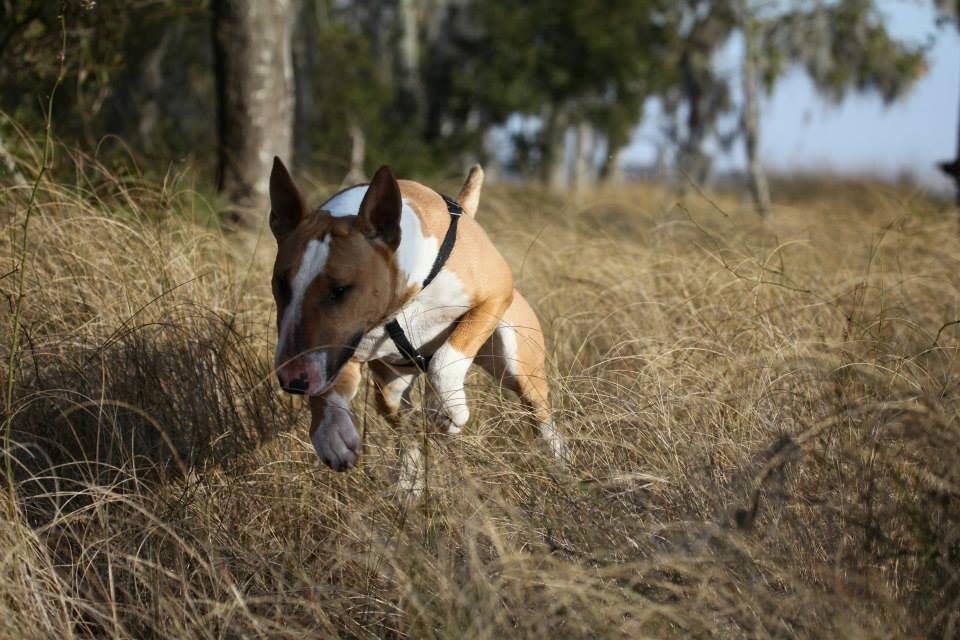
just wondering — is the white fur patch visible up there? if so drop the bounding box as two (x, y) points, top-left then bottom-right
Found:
(311, 391), (361, 469)
(356, 269), (472, 363)
(395, 199), (438, 288)
(539, 421), (569, 464)
(496, 322), (520, 375)
(277, 236), (329, 364)
(318, 186), (439, 289)
(321, 391), (350, 426)
(320, 186), (367, 217)
(427, 343), (473, 432)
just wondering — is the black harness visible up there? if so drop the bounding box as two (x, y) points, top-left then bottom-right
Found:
(383, 193), (464, 370)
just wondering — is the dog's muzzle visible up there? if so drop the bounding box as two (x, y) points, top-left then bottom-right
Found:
(276, 352), (332, 396)
(276, 333), (363, 396)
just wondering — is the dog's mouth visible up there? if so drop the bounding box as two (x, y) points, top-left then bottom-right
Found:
(313, 331), (363, 395)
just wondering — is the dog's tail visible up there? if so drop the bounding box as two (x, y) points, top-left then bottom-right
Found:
(456, 165), (484, 218)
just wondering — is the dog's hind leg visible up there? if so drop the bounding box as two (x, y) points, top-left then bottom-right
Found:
(476, 291), (568, 463)
(368, 360), (420, 425)
(369, 360), (425, 496)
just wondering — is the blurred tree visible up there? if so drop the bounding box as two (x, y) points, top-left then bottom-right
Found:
(658, 1), (737, 191)
(452, 0), (678, 190)
(658, 0), (926, 213)
(212, 0), (294, 225)
(288, 1), (395, 179)
(0, 1), (216, 175)
(738, 0), (770, 215)
(741, 0), (927, 214)
(292, 0), (320, 169)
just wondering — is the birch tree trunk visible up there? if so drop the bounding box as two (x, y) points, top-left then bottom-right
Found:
(398, 0), (425, 121)
(0, 132), (25, 187)
(343, 120), (367, 185)
(573, 121), (596, 196)
(740, 0), (771, 216)
(213, 0), (295, 226)
(542, 105), (571, 191)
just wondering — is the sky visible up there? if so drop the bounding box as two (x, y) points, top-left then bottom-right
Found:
(620, 1), (960, 192)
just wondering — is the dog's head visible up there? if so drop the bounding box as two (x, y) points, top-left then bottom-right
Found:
(269, 158), (402, 396)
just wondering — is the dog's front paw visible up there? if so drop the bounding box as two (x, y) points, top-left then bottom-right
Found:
(425, 390), (468, 434)
(311, 398), (361, 471)
(427, 346), (472, 433)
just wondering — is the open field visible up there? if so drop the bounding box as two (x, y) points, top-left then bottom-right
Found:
(2, 152), (959, 638)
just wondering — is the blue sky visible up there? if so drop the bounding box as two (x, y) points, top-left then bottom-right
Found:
(621, 1), (959, 192)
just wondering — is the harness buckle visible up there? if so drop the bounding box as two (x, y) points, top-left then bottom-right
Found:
(441, 193), (464, 217)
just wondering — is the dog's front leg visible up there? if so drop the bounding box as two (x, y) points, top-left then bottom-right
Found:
(308, 361), (363, 470)
(428, 294), (513, 433)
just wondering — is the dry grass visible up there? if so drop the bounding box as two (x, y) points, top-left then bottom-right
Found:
(2, 149), (959, 639)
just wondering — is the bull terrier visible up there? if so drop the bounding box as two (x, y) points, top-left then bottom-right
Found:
(268, 158), (565, 471)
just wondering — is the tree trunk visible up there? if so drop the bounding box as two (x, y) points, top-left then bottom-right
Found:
(541, 105), (570, 190)
(597, 135), (623, 185)
(482, 128), (502, 183)
(573, 121), (596, 196)
(677, 56), (711, 191)
(292, 0), (318, 168)
(343, 120), (366, 185)
(0, 131), (26, 187)
(740, 1), (771, 216)
(136, 25), (178, 151)
(398, 0), (425, 122)
(213, 0), (295, 227)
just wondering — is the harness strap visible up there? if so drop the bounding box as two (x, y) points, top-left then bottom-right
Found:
(383, 193), (463, 371)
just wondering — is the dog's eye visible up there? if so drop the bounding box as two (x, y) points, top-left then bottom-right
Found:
(329, 284), (352, 303)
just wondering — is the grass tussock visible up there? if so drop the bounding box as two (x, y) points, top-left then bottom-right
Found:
(2, 150), (959, 638)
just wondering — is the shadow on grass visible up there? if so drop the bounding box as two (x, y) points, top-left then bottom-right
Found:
(8, 309), (298, 520)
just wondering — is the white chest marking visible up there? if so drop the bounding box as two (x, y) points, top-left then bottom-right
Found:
(277, 236), (330, 362)
(356, 269), (471, 362)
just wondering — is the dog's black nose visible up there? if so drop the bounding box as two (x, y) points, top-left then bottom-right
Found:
(282, 376), (308, 395)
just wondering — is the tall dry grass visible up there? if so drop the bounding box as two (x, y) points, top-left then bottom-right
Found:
(1, 148), (958, 638)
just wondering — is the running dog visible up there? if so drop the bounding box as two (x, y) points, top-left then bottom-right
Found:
(269, 158), (564, 470)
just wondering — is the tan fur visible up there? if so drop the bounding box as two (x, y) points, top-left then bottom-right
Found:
(407, 179), (514, 357)
(392, 179), (514, 310)
(270, 159), (560, 469)
(456, 165), (484, 218)
(476, 289), (551, 423)
(274, 212), (399, 372)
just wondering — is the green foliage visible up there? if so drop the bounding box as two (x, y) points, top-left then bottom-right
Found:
(763, 0), (927, 104)
(0, 1), (214, 172)
(459, 0), (678, 153)
(0, 0), (936, 186)
(296, 5), (395, 174)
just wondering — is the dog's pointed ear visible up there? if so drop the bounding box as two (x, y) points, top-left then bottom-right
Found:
(355, 165), (402, 251)
(269, 157), (305, 241)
